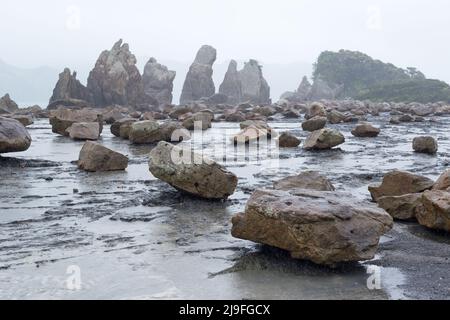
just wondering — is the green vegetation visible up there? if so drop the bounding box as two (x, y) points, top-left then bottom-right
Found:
(313, 50), (450, 103)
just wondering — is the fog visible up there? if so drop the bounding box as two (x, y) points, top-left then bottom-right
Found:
(1, 0), (450, 102)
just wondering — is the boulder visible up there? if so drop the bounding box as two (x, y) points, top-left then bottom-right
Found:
(78, 141), (128, 172)
(368, 170), (434, 201)
(433, 170), (450, 191)
(67, 122), (100, 141)
(413, 136), (438, 154)
(142, 57), (176, 105)
(225, 111), (246, 122)
(231, 188), (393, 265)
(129, 120), (190, 144)
(49, 68), (92, 104)
(180, 45), (217, 104)
(377, 193), (423, 220)
(0, 117), (32, 153)
(182, 111), (213, 130)
(351, 122), (380, 137)
(46, 98), (92, 111)
(418, 190), (450, 232)
(148, 141), (238, 199)
(278, 132), (301, 148)
(303, 128), (345, 150)
(232, 125), (273, 144)
(218, 60), (242, 105)
(238, 59), (271, 105)
(274, 171), (335, 191)
(327, 110), (346, 124)
(306, 102), (327, 119)
(301, 116), (327, 132)
(87, 39), (153, 107)
(110, 118), (137, 138)
(49, 108), (103, 136)
(0, 94), (19, 113)
(8, 115), (33, 127)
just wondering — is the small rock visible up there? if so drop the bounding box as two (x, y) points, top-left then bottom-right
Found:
(303, 128), (345, 150)
(351, 122), (380, 138)
(67, 122), (100, 141)
(78, 141), (128, 172)
(301, 116), (327, 132)
(274, 171), (335, 191)
(413, 136), (438, 154)
(278, 132), (301, 148)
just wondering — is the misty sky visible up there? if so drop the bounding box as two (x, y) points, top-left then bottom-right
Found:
(2, 0), (450, 97)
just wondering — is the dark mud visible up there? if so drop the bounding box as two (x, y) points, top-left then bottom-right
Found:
(0, 116), (449, 299)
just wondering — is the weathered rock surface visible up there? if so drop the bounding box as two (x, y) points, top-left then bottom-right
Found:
(418, 190), (450, 231)
(7, 115), (33, 127)
(232, 125), (273, 144)
(413, 136), (438, 154)
(182, 111), (213, 130)
(0, 94), (19, 113)
(180, 45), (217, 104)
(306, 102), (327, 119)
(368, 170), (434, 201)
(87, 39), (152, 107)
(78, 141), (128, 172)
(238, 60), (271, 105)
(110, 118), (137, 138)
(302, 116), (327, 132)
(129, 120), (190, 144)
(49, 108), (103, 136)
(351, 122), (380, 137)
(148, 141), (238, 199)
(0, 117), (32, 153)
(49, 68), (92, 103)
(377, 193), (423, 220)
(231, 188), (393, 265)
(433, 170), (450, 191)
(278, 132), (301, 148)
(67, 122), (100, 141)
(142, 57), (176, 106)
(274, 171), (335, 191)
(219, 60), (242, 105)
(303, 128), (345, 150)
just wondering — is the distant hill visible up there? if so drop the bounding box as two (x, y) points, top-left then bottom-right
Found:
(0, 59), (58, 106)
(313, 50), (450, 103)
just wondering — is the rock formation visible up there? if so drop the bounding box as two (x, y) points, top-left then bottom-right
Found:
(142, 58), (176, 106)
(87, 39), (153, 107)
(0, 117), (32, 153)
(49, 68), (92, 104)
(180, 45), (217, 104)
(238, 60), (271, 105)
(0, 94), (19, 113)
(219, 60), (242, 105)
(280, 76), (312, 102)
(148, 141), (238, 199)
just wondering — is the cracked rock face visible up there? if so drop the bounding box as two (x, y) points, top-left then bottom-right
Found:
(148, 141), (238, 200)
(142, 58), (176, 106)
(180, 45), (217, 105)
(87, 39), (152, 107)
(231, 188), (393, 265)
(49, 68), (92, 104)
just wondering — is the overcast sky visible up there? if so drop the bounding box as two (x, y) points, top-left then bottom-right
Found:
(1, 0), (450, 84)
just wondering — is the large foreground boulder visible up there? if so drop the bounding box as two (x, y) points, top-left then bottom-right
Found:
(49, 108), (103, 136)
(303, 128), (345, 150)
(0, 117), (32, 153)
(413, 136), (438, 154)
(149, 141), (238, 199)
(231, 188), (393, 265)
(274, 171), (335, 191)
(78, 141), (128, 172)
(418, 190), (450, 232)
(180, 45), (217, 104)
(368, 170), (434, 201)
